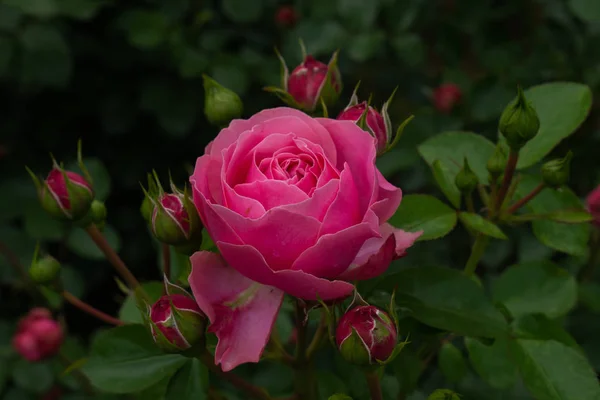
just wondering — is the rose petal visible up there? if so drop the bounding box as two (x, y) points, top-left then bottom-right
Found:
(339, 224), (422, 281)
(370, 169), (403, 224)
(234, 179), (309, 210)
(190, 155), (224, 205)
(217, 242), (354, 300)
(189, 251), (284, 372)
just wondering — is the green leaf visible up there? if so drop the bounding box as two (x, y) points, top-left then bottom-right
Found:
(222, 0), (264, 23)
(427, 389), (461, 400)
(390, 346), (423, 395)
(0, 178), (38, 221)
(545, 210), (594, 223)
(166, 358), (208, 400)
(3, 0), (57, 18)
(418, 131), (496, 185)
(56, 0), (105, 20)
(516, 176), (590, 256)
(437, 342), (467, 383)
(12, 359), (54, 394)
(510, 339), (600, 400)
(0, 36), (14, 77)
(515, 83), (592, 169)
(119, 281), (163, 324)
(570, 0), (600, 30)
(493, 261), (577, 319)
(389, 194), (457, 241)
(23, 203), (67, 240)
(431, 159), (460, 208)
(0, 5), (23, 32)
(82, 325), (187, 393)
(458, 212), (507, 239)
(579, 282), (600, 313)
(378, 266), (509, 338)
(120, 10), (169, 49)
(328, 395), (353, 400)
(66, 225), (121, 260)
(346, 31), (385, 62)
(511, 314), (582, 352)
(337, 0), (380, 29)
(19, 23), (71, 87)
(465, 337), (518, 389)
(136, 375), (171, 400)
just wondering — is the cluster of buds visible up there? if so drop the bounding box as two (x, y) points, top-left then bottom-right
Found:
(432, 83), (462, 114)
(335, 305), (399, 366)
(587, 185), (600, 227)
(203, 74), (243, 128)
(265, 44), (342, 113)
(141, 173), (203, 253)
(336, 84), (413, 155)
(12, 308), (63, 362)
(27, 145), (107, 228)
(148, 280), (205, 351)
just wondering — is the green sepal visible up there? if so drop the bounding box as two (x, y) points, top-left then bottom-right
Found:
(77, 139), (94, 185)
(343, 81), (362, 110)
(381, 86), (399, 143)
(263, 86), (303, 109)
(381, 115), (414, 155)
(339, 327), (371, 366)
(315, 295), (336, 347)
(273, 47), (289, 90)
(376, 337), (410, 366)
(313, 50), (342, 111)
(163, 274), (192, 297)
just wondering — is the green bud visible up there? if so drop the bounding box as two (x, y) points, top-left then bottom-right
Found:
(499, 86), (540, 150)
(427, 389), (461, 400)
(455, 158), (478, 194)
(486, 144), (507, 177)
(338, 329), (372, 366)
(29, 256), (61, 284)
(203, 74), (243, 127)
(541, 151), (573, 188)
(90, 200), (107, 227)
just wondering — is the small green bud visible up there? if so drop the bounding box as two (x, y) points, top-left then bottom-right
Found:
(499, 86), (540, 150)
(487, 144), (507, 177)
(455, 158), (478, 194)
(29, 256), (61, 284)
(203, 75), (243, 127)
(427, 389), (461, 400)
(541, 151), (573, 188)
(90, 200), (107, 228)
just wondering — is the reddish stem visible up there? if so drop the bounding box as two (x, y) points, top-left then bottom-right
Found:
(162, 243), (171, 284)
(506, 183), (545, 215)
(495, 149), (519, 213)
(62, 291), (123, 326)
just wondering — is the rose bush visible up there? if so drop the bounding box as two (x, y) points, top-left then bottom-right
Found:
(188, 107), (420, 371)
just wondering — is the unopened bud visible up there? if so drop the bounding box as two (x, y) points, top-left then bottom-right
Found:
(149, 294), (205, 351)
(36, 168), (94, 221)
(29, 256), (60, 285)
(487, 144), (508, 177)
(335, 306), (397, 366)
(541, 151), (573, 188)
(203, 75), (243, 127)
(13, 308), (63, 361)
(499, 86), (540, 150)
(586, 184), (600, 227)
(151, 192), (202, 247)
(455, 158), (478, 194)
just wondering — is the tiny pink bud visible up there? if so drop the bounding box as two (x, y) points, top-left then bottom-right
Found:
(336, 305), (397, 365)
(13, 332), (42, 362)
(151, 192), (201, 246)
(275, 5), (298, 27)
(288, 55), (341, 111)
(28, 319), (63, 357)
(587, 185), (600, 227)
(150, 294), (205, 351)
(40, 168), (94, 220)
(433, 83), (462, 114)
(337, 102), (387, 153)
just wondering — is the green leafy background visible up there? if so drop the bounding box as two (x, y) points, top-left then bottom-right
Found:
(2, 0), (600, 399)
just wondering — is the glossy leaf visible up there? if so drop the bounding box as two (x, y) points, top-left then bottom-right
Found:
(459, 212), (507, 239)
(437, 342), (467, 383)
(165, 358), (208, 400)
(493, 261), (577, 318)
(510, 339), (600, 400)
(83, 325), (187, 393)
(377, 266), (509, 338)
(418, 131), (496, 184)
(431, 159), (461, 208)
(516, 83), (592, 169)
(389, 194), (457, 241)
(465, 337), (518, 389)
(511, 314), (582, 352)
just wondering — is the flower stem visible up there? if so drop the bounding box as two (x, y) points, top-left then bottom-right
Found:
(294, 301), (317, 400)
(365, 370), (383, 400)
(506, 183), (544, 215)
(162, 243), (171, 283)
(464, 234), (489, 276)
(62, 291), (123, 326)
(306, 311), (327, 360)
(465, 193), (475, 213)
(495, 149), (519, 214)
(84, 224), (147, 299)
(198, 349), (272, 400)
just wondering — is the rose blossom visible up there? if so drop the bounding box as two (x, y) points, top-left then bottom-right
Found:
(189, 107), (420, 371)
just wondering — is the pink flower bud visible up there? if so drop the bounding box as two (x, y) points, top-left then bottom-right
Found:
(587, 185), (600, 227)
(13, 332), (42, 362)
(275, 5), (298, 27)
(433, 83), (462, 113)
(288, 55), (341, 111)
(28, 319), (64, 356)
(150, 294), (205, 351)
(151, 192), (201, 246)
(337, 102), (387, 153)
(40, 168), (94, 220)
(335, 306), (397, 365)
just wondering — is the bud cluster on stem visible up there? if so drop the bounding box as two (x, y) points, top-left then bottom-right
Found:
(12, 308), (63, 362)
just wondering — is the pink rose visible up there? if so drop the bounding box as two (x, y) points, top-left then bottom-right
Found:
(587, 184), (600, 226)
(189, 107), (420, 371)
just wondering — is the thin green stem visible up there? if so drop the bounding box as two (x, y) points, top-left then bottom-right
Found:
(464, 234), (489, 276)
(506, 183), (544, 215)
(58, 351), (94, 395)
(365, 370), (383, 400)
(294, 301), (317, 400)
(197, 349), (272, 400)
(465, 193), (475, 213)
(306, 311), (327, 359)
(495, 149), (519, 214)
(84, 225), (148, 300)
